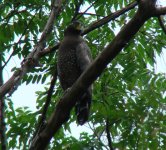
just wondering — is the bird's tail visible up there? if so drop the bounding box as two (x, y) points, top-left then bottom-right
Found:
(75, 89), (92, 125)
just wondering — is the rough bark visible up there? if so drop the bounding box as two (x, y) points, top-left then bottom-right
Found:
(0, 56), (6, 150)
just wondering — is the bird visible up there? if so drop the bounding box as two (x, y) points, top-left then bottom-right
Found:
(57, 21), (92, 125)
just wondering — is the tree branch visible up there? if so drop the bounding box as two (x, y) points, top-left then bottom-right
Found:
(76, 0), (98, 21)
(30, 1), (156, 149)
(71, 0), (84, 21)
(0, 55), (7, 150)
(0, 0), (63, 98)
(155, 6), (166, 16)
(30, 64), (58, 147)
(105, 119), (114, 150)
(39, 65), (58, 130)
(158, 16), (166, 34)
(1, 9), (27, 22)
(79, 12), (104, 17)
(83, 1), (138, 35)
(1, 13), (37, 70)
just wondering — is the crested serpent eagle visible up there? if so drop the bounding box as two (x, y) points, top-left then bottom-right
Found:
(57, 21), (92, 125)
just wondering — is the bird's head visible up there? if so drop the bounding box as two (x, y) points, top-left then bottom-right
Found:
(64, 21), (83, 36)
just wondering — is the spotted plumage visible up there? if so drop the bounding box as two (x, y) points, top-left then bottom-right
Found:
(57, 21), (92, 125)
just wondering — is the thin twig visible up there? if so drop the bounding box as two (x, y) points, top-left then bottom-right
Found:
(1, 13), (37, 70)
(40, 65), (58, 126)
(31, 64), (58, 142)
(87, 123), (109, 150)
(1, 10), (27, 22)
(71, 0), (84, 21)
(83, 1), (138, 35)
(105, 119), (114, 150)
(76, 0), (98, 20)
(78, 12), (103, 17)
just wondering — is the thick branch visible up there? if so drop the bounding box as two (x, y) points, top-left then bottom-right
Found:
(0, 55), (6, 150)
(31, 4), (150, 150)
(83, 1), (137, 35)
(0, 0), (63, 98)
(155, 6), (166, 16)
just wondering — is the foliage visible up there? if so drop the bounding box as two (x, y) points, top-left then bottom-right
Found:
(0, 0), (166, 149)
